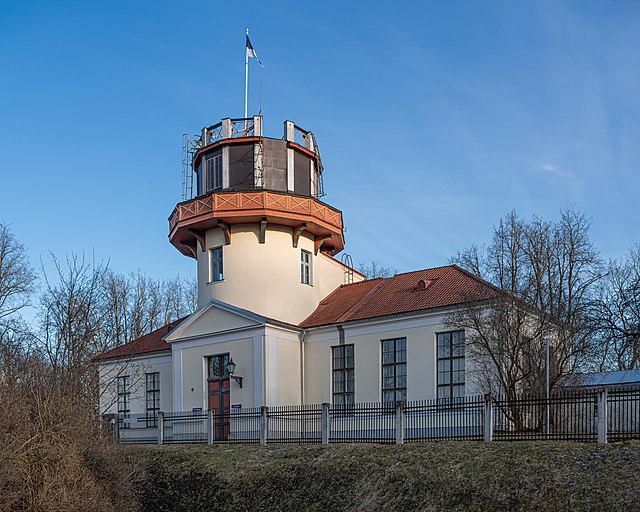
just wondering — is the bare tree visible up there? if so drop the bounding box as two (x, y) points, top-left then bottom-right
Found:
(0, 222), (35, 326)
(38, 253), (106, 395)
(100, 270), (195, 352)
(449, 207), (602, 397)
(357, 260), (397, 279)
(38, 253), (197, 396)
(591, 245), (640, 370)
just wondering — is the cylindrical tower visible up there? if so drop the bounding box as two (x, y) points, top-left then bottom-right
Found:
(169, 117), (357, 324)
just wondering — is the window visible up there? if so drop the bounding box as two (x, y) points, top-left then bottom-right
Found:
(206, 152), (223, 192)
(145, 372), (160, 427)
(209, 246), (223, 282)
(208, 354), (230, 379)
(381, 338), (407, 403)
(300, 249), (312, 285)
(332, 344), (355, 406)
(437, 331), (465, 400)
(117, 375), (130, 426)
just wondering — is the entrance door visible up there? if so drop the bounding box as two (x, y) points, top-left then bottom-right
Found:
(207, 354), (230, 441)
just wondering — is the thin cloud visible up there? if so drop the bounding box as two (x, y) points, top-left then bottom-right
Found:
(540, 163), (575, 179)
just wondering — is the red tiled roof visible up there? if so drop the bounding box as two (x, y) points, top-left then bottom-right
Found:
(300, 265), (499, 328)
(94, 317), (188, 361)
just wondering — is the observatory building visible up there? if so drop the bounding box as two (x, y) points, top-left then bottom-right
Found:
(169, 117), (355, 325)
(96, 116), (497, 438)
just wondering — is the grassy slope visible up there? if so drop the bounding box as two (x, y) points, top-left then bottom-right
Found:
(128, 441), (640, 512)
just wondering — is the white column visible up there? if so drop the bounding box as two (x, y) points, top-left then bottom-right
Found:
(157, 411), (165, 445)
(253, 116), (262, 137)
(222, 118), (232, 138)
(287, 148), (295, 192)
(253, 334), (265, 406)
(222, 146), (230, 189)
(395, 401), (405, 445)
(597, 388), (608, 445)
(284, 121), (296, 193)
(172, 347), (183, 412)
(484, 394), (494, 442)
(321, 402), (330, 446)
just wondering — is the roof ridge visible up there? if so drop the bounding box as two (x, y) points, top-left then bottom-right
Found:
(389, 265), (456, 277)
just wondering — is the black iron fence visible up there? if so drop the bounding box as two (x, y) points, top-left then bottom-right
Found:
(108, 387), (640, 446)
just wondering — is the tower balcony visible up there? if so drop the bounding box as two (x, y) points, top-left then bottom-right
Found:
(168, 190), (345, 258)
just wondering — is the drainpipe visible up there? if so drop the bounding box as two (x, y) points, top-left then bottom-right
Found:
(300, 329), (307, 405)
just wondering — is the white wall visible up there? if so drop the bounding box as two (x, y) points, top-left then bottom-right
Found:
(98, 353), (173, 415)
(170, 319), (304, 411)
(195, 223), (361, 324)
(304, 311), (482, 404)
(177, 336), (255, 411)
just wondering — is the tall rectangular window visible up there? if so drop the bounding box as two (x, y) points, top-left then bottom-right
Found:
(332, 344), (355, 406)
(145, 372), (160, 427)
(209, 246), (223, 282)
(381, 338), (407, 403)
(301, 249), (312, 285)
(206, 152), (223, 192)
(117, 375), (130, 426)
(437, 330), (465, 400)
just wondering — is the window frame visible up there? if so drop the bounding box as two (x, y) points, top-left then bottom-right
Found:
(300, 249), (312, 285)
(209, 246), (224, 283)
(381, 337), (407, 404)
(145, 372), (160, 427)
(117, 375), (130, 427)
(332, 344), (355, 407)
(436, 330), (465, 401)
(208, 353), (230, 380)
(205, 152), (223, 193)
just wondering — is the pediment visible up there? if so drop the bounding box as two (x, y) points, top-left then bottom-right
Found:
(165, 299), (266, 342)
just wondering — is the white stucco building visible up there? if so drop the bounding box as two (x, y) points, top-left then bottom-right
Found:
(96, 116), (498, 432)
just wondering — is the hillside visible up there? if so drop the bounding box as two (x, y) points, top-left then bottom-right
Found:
(126, 441), (640, 511)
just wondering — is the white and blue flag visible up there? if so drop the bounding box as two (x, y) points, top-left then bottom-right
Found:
(246, 34), (264, 67)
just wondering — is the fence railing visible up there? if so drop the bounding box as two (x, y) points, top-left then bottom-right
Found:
(107, 388), (640, 446)
(202, 118), (256, 146)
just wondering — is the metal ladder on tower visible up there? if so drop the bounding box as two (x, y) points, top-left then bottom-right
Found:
(341, 253), (354, 285)
(181, 133), (201, 201)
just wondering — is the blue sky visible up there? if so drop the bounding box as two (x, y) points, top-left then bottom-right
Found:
(1, 0), (639, 285)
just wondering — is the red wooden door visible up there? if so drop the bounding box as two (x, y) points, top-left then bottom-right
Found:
(208, 377), (230, 440)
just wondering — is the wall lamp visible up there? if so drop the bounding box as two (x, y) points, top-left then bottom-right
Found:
(226, 357), (243, 388)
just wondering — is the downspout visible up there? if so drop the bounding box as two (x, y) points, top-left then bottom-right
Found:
(300, 329), (307, 405)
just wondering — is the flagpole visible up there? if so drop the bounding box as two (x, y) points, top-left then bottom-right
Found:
(244, 28), (249, 119)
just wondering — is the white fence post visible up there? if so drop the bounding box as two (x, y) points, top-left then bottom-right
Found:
(113, 413), (120, 443)
(597, 388), (608, 445)
(207, 408), (214, 445)
(395, 400), (405, 445)
(321, 402), (330, 446)
(484, 394), (494, 442)
(260, 406), (268, 447)
(157, 411), (164, 445)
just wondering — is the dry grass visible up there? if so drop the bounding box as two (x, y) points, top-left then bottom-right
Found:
(0, 383), (139, 512)
(127, 441), (640, 512)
